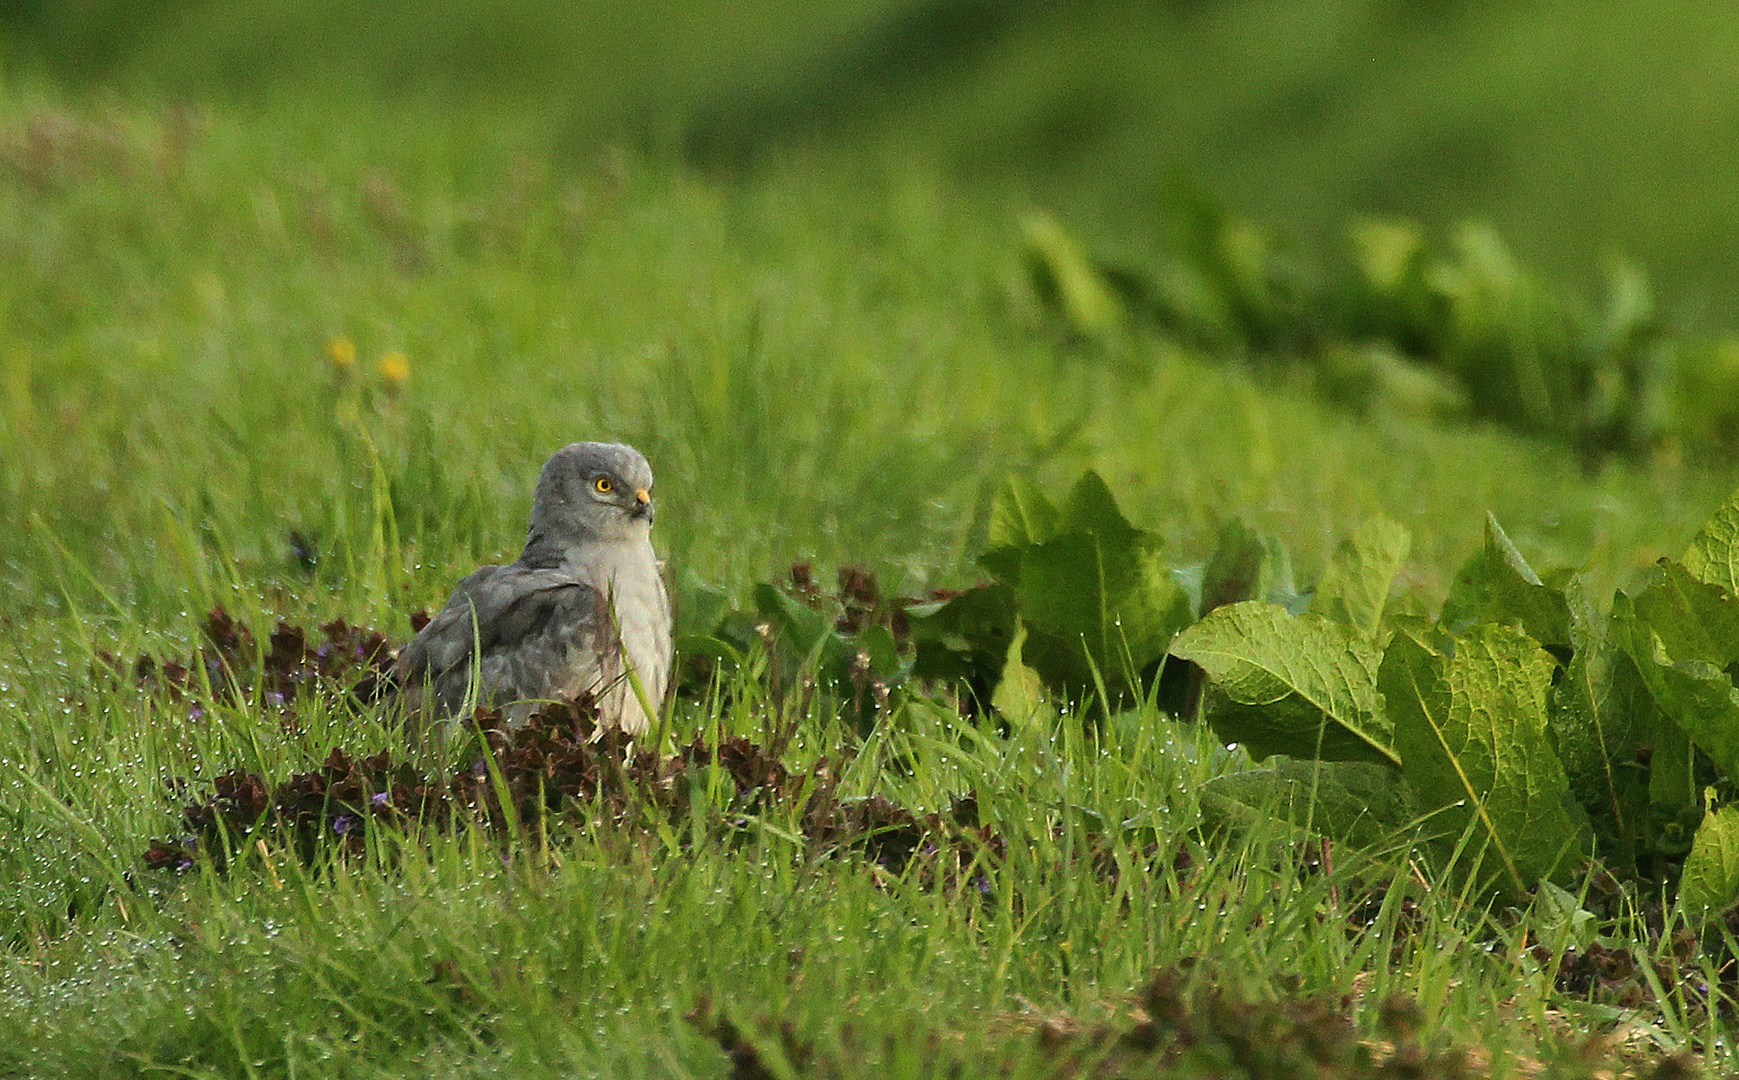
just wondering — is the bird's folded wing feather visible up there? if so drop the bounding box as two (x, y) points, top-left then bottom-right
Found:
(397, 566), (605, 690)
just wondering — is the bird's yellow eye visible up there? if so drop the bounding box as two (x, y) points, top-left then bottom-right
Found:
(593, 477), (614, 494)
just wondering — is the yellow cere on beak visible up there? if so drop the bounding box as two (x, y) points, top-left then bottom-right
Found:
(634, 488), (651, 506)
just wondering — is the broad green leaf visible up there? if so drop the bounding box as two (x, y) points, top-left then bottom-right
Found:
(907, 583), (1017, 698)
(1531, 881), (1600, 951)
(1548, 621), (1663, 873)
(1381, 625), (1586, 894)
(1199, 689), (1393, 768)
(1680, 805), (1739, 922)
(1612, 579), (1739, 785)
(1055, 471), (1138, 546)
(1682, 483), (1739, 598)
(1199, 759), (1416, 851)
(1605, 595), (1697, 817)
(991, 623), (1049, 728)
(1625, 656), (1739, 783)
(1016, 526), (1192, 706)
(1170, 601), (1396, 765)
(1649, 732), (1698, 828)
(672, 571), (749, 672)
(1314, 517), (1411, 638)
(675, 634), (744, 671)
(753, 584), (850, 680)
(1196, 519), (1304, 617)
(1559, 570), (1607, 652)
(979, 470), (1192, 707)
(1440, 512), (1572, 647)
(980, 475), (1057, 585)
(1626, 560), (1739, 668)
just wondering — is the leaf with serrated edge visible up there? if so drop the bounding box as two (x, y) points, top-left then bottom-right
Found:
(1171, 601), (1396, 765)
(1018, 527), (1191, 704)
(1199, 686), (1395, 766)
(1680, 805), (1739, 921)
(1440, 512), (1572, 647)
(1683, 484), (1739, 598)
(1382, 625), (1585, 894)
(1314, 517), (1411, 638)
(1200, 760), (1416, 850)
(1613, 575), (1739, 784)
(1627, 560), (1739, 668)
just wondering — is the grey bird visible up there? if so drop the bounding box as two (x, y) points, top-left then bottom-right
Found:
(395, 442), (672, 735)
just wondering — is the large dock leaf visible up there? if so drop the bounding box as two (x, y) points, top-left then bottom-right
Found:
(1382, 625), (1585, 894)
(1171, 601), (1395, 765)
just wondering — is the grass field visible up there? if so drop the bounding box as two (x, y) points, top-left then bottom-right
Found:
(3, 80), (1739, 1076)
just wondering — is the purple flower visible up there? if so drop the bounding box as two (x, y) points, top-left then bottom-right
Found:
(176, 857), (194, 872)
(975, 874), (993, 896)
(332, 814), (357, 836)
(266, 691), (286, 707)
(187, 705), (205, 721)
(371, 792), (390, 807)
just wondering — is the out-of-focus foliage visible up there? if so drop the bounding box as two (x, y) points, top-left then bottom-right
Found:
(10, 0), (1739, 327)
(1021, 205), (1728, 464)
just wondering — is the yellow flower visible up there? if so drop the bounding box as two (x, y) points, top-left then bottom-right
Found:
(327, 336), (357, 370)
(376, 351), (411, 392)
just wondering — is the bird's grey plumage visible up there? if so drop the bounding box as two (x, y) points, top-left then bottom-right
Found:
(395, 442), (672, 735)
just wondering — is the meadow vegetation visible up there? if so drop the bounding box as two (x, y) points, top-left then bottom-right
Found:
(6, 4), (1739, 1076)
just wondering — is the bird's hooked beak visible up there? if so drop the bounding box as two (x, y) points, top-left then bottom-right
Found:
(632, 487), (654, 521)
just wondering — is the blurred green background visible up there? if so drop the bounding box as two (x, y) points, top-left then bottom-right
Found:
(8, 0), (1739, 325)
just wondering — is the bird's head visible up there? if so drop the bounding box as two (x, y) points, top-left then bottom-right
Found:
(527, 441), (658, 551)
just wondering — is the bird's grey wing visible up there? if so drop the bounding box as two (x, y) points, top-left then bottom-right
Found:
(473, 577), (614, 713)
(398, 565), (504, 683)
(397, 566), (597, 716)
